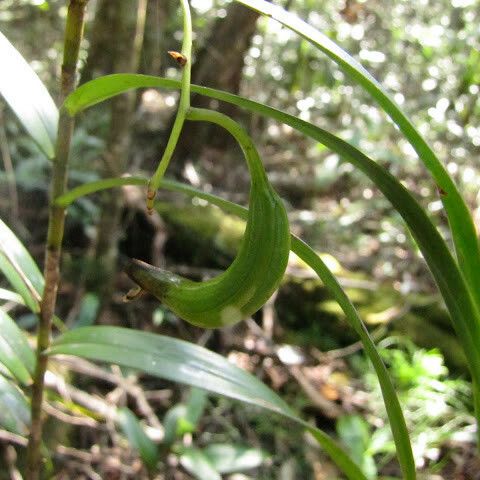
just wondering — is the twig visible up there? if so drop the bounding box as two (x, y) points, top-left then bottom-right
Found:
(44, 370), (117, 423)
(55, 445), (141, 476)
(52, 356), (162, 430)
(3, 444), (23, 480)
(0, 430), (28, 448)
(43, 401), (99, 429)
(247, 299), (342, 418)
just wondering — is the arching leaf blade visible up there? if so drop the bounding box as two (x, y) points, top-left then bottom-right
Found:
(158, 180), (416, 479)
(0, 310), (35, 376)
(234, 0), (480, 309)
(48, 326), (368, 480)
(0, 217), (44, 301)
(0, 374), (30, 435)
(0, 255), (39, 312)
(0, 31), (58, 158)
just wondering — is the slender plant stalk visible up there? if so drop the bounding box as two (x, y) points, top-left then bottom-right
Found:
(25, 1), (88, 478)
(146, 0), (192, 212)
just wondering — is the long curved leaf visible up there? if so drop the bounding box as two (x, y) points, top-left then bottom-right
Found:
(0, 310), (35, 375)
(0, 374), (30, 435)
(0, 288), (25, 305)
(234, 0), (480, 312)
(0, 217), (44, 310)
(0, 255), (39, 312)
(48, 326), (368, 480)
(61, 73), (480, 389)
(0, 31), (58, 158)
(0, 310), (34, 385)
(159, 180), (415, 479)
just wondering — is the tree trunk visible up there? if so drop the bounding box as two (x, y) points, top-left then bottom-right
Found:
(140, 0), (170, 76)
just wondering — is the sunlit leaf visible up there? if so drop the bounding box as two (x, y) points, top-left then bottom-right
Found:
(163, 388), (208, 445)
(178, 446), (221, 480)
(48, 326), (368, 480)
(163, 404), (189, 445)
(203, 443), (267, 474)
(0, 31), (58, 158)
(0, 310), (35, 374)
(0, 217), (44, 310)
(0, 255), (39, 313)
(185, 387), (208, 430)
(0, 287), (26, 306)
(0, 310), (35, 385)
(337, 415), (377, 479)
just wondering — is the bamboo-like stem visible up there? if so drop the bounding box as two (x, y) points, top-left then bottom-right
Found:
(25, 1), (88, 478)
(146, 0), (192, 212)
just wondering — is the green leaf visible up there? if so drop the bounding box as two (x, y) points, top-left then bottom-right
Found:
(203, 443), (267, 474)
(337, 415), (377, 479)
(0, 255), (39, 313)
(0, 310), (35, 384)
(0, 374), (30, 435)
(185, 387), (208, 430)
(163, 404), (189, 445)
(63, 75), (179, 116)
(163, 388), (208, 445)
(48, 326), (368, 480)
(72, 293), (100, 329)
(234, 0), (480, 312)
(0, 31), (58, 158)
(0, 217), (44, 311)
(117, 407), (158, 471)
(178, 446), (221, 480)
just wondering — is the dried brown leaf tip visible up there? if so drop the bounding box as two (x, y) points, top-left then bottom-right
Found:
(123, 286), (144, 302)
(168, 50), (187, 67)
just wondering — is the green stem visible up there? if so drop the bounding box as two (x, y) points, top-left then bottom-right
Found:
(186, 107), (268, 184)
(25, 1), (88, 478)
(146, 0), (192, 211)
(55, 176), (148, 207)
